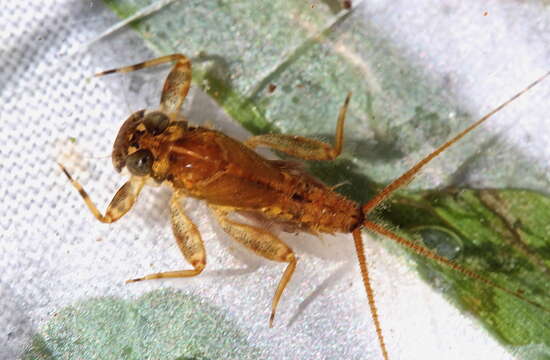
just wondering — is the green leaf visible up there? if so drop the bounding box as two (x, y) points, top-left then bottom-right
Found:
(381, 188), (550, 352)
(22, 289), (260, 360)
(100, 1), (550, 358)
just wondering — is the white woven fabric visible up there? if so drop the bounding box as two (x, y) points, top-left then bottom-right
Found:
(2, 1), (550, 359)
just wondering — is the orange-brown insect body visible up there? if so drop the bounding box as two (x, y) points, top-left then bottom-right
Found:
(128, 112), (363, 233)
(60, 53), (550, 360)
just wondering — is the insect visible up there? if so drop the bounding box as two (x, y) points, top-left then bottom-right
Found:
(59, 53), (549, 360)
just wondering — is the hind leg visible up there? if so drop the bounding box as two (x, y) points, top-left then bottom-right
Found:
(245, 93), (351, 160)
(211, 206), (297, 326)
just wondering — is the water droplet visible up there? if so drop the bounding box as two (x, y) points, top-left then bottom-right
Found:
(418, 227), (462, 260)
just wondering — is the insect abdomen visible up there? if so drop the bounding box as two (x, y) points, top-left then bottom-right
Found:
(263, 176), (363, 233)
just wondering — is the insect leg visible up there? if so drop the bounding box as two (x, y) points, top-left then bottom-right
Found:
(245, 93), (351, 160)
(127, 193), (206, 282)
(58, 163), (144, 223)
(95, 54), (192, 114)
(211, 206), (297, 327)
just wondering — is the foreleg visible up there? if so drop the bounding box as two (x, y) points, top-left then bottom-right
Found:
(59, 164), (144, 223)
(95, 53), (192, 114)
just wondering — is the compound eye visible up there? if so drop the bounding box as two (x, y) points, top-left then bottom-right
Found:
(143, 111), (169, 135)
(126, 149), (154, 176)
